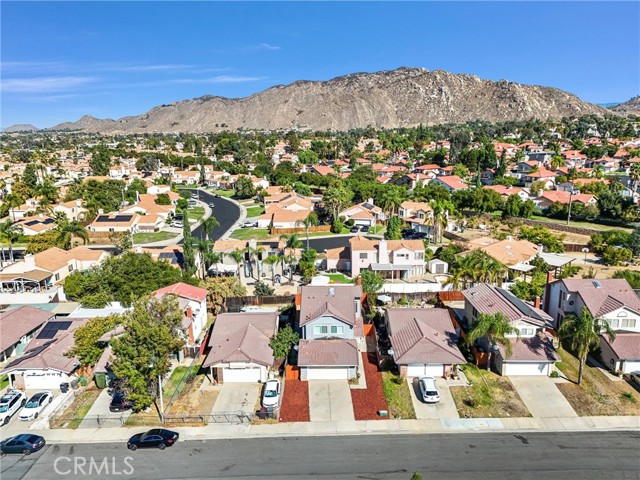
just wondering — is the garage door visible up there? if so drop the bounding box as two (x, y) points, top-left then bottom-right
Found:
(504, 362), (550, 376)
(223, 367), (262, 383)
(622, 360), (640, 374)
(406, 364), (444, 378)
(23, 372), (65, 390)
(306, 367), (349, 380)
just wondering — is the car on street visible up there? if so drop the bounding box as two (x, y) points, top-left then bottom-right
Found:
(191, 193), (198, 198)
(213, 193), (222, 198)
(360, 225), (370, 233)
(0, 390), (27, 425)
(188, 199), (197, 206)
(261, 379), (281, 408)
(418, 376), (440, 403)
(208, 202), (215, 208)
(127, 429), (179, 451)
(0, 434), (46, 456)
(18, 391), (53, 421)
(349, 225), (360, 233)
(629, 371), (640, 385)
(109, 390), (133, 413)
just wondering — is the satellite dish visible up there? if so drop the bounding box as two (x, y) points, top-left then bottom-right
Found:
(387, 349), (395, 356)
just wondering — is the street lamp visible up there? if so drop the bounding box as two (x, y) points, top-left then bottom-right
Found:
(582, 247), (589, 264)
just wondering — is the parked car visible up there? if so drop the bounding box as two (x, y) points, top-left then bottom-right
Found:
(170, 220), (183, 228)
(19, 391), (53, 421)
(109, 390), (133, 413)
(418, 376), (440, 403)
(0, 390), (27, 425)
(349, 225), (360, 233)
(629, 371), (640, 385)
(0, 434), (46, 456)
(188, 200), (197, 206)
(213, 193), (222, 198)
(241, 221), (256, 228)
(261, 379), (281, 408)
(208, 202), (215, 208)
(127, 429), (179, 451)
(191, 193), (198, 198)
(360, 225), (370, 233)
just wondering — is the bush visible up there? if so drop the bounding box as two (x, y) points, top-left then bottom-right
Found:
(345, 219), (355, 227)
(331, 218), (344, 234)
(254, 281), (275, 296)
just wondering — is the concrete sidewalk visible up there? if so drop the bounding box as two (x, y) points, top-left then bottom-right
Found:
(23, 415), (639, 445)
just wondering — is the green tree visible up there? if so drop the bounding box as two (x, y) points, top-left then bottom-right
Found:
(254, 281), (275, 296)
(558, 307), (616, 384)
(385, 216), (403, 240)
(155, 193), (171, 205)
(323, 183), (354, 221)
(201, 215), (220, 241)
(200, 276), (246, 314)
(466, 312), (520, 362)
(228, 248), (244, 278)
(263, 255), (280, 283)
(67, 314), (122, 367)
(25, 230), (61, 254)
(0, 218), (23, 262)
(235, 175), (256, 199)
(89, 149), (111, 176)
(111, 295), (186, 411)
(296, 212), (319, 250)
(298, 248), (318, 281)
(269, 326), (300, 359)
(55, 218), (89, 249)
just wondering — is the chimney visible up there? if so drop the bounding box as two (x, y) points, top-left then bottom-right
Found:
(543, 271), (554, 313)
(379, 239), (389, 264)
(534, 296), (541, 309)
(367, 197), (374, 205)
(506, 235), (512, 242)
(23, 254), (36, 269)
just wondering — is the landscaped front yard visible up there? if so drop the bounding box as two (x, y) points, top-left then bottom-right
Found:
(245, 205), (264, 217)
(450, 365), (531, 418)
(322, 273), (354, 284)
(187, 206), (205, 222)
(208, 189), (235, 198)
(133, 231), (178, 244)
(230, 228), (272, 240)
(555, 348), (640, 416)
(381, 372), (416, 419)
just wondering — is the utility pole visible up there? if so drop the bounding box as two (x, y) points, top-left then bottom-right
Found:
(158, 374), (165, 423)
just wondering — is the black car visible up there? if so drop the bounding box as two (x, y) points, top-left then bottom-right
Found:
(349, 225), (360, 233)
(213, 193), (222, 198)
(127, 429), (179, 451)
(360, 225), (370, 233)
(109, 390), (133, 413)
(0, 434), (46, 455)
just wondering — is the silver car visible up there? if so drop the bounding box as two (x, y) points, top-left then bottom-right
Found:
(418, 376), (440, 403)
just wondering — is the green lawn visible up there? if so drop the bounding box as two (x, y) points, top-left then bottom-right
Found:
(163, 366), (189, 399)
(245, 206), (264, 218)
(187, 206), (206, 222)
(381, 372), (416, 419)
(322, 273), (354, 284)
(133, 231), (178, 244)
(0, 374), (9, 391)
(208, 189), (235, 198)
(230, 228), (272, 240)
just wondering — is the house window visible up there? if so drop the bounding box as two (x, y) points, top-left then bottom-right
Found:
(472, 307), (478, 318)
(558, 292), (564, 308)
(519, 328), (535, 336)
(54, 273), (60, 281)
(621, 318), (636, 329)
(415, 252), (424, 260)
(314, 326), (328, 335)
(68, 264), (74, 272)
(608, 319), (620, 329)
(359, 253), (368, 260)
(330, 326), (344, 335)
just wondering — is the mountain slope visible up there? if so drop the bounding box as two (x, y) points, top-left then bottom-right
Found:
(3, 124), (39, 132)
(610, 96), (640, 114)
(48, 67), (610, 133)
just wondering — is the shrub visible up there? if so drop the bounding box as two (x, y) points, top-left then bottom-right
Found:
(254, 281), (275, 296)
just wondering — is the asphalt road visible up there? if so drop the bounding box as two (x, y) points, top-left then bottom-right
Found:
(180, 188), (241, 244)
(2, 432), (638, 480)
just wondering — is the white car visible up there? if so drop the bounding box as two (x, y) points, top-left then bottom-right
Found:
(19, 391), (53, 421)
(261, 379), (281, 408)
(241, 221), (256, 228)
(418, 376), (440, 404)
(0, 390), (27, 425)
(171, 221), (183, 228)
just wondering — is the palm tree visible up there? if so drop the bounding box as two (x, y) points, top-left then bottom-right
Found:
(466, 312), (520, 370)
(194, 239), (212, 277)
(430, 199), (454, 244)
(243, 246), (265, 279)
(263, 255), (280, 283)
(56, 220), (89, 250)
(550, 155), (565, 171)
(558, 307), (616, 385)
(295, 212), (319, 250)
(0, 219), (23, 263)
(201, 215), (220, 241)
(280, 233), (303, 281)
(228, 248), (244, 278)
(629, 163), (640, 194)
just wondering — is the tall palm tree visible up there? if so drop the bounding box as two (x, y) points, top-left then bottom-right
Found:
(56, 220), (89, 250)
(558, 307), (616, 385)
(430, 199), (454, 244)
(295, 212), (319, 250)
(550, 155), (565, 171)
(228, 248), (244, 278)
(194, 239), (212, 277)
(263, 255), (280, 283)
(280, 233), (303, 281)
(243, 246), (265, 279)
(0, 219), (23, 263)
(201, 215), (220, 241)
(466, 312), (520, 370)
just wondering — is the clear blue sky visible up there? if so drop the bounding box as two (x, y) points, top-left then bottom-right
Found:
(2, 1), (638, 129)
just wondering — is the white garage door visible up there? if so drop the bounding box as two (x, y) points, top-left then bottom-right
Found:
(223, 367), (262, 383)
(504, 362), (550, 376)
(406, 364), (444, 378)
(23, 372), (65, 390)
(622, 360), (640, 374)
(306, 367), (349, 380)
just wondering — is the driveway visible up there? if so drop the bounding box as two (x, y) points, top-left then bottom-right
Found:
(210, 383), (260, 416)
(409, 378), (459, 419)
(509, 376), (578, 418)
(79, 388), (131, 428)
(308, 381), (355, 422)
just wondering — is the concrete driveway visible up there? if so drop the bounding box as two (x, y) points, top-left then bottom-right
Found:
(79, 388), (131, 428)
(210, 383), (260, 416)
(509, 376), (577, 418)
(308, 381), (355, 422)
(409, 378), (459, 419)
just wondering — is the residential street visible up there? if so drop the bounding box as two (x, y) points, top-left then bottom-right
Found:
(2, 432), (637, 480)
(182, 189), (241, 243)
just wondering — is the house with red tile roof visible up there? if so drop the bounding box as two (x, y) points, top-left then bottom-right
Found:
(154, 282), (208, 347)
(431, 175), (469, 192)
(534, 190), (597, 209)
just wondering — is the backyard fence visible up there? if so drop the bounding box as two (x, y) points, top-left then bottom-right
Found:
(163, 357), (202, 415)
(226, 295), (295, 312)
(271, 225), (331, 235)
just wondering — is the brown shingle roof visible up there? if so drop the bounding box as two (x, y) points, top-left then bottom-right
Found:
(0, 306), (54, 352)
(386, 308), (466, 365)
(559, 279), (640, 317)
(297, 339), (359, 366)
(497, 333), (560, 362)
(600, 332), (640, 360)
(299, 285), (362, 327)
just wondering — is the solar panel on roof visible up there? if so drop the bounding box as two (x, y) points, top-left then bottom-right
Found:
(36, 321), (72, 340)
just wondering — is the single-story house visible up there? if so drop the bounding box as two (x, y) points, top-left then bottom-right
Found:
(0, 306), (53, 362)
(202, 312), (278, 383)
(297, 339), (359, 380)
(599, 332), (640, 374)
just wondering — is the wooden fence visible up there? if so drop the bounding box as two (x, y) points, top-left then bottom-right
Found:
(271, 225), (331, 236)
(437, 291), (465, 302)
(225, 295), (295, 312)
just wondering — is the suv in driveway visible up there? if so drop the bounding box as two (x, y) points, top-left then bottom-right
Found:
(0, 390), (27, 425)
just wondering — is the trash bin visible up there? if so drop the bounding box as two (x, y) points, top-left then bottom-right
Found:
(60, 382), (69, 393)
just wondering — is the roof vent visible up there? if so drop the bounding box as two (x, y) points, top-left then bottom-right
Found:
(329, 287), (335, 296)
(593, 280), (602, 288)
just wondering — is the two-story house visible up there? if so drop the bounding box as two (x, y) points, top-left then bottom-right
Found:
(339, 199), (386, 228)
(296, 285), (363, 380)
(543, 278), (640, 374)
(463, 283), (559, 376)
(398, 201), (434, 236)
(349, 237), (426, 279)
(154, 282), (208, 348)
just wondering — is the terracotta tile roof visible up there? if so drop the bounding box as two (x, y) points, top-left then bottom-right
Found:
(400, 201), (433, 212)
(260, 207), (310, 223)
(484, 185), (524, 196)
(434, 175), (467, 190)
(0, 306), (54, 352)
(326, 247), (348, 260)
(349, 236), (379, 251)
(465, 237), (539, 266)
(559, 279), (640, 316)
(297, 339), (359, 366)
(299, 284), (362, 327)
(202, 312), (278, 367)
(154, 282), (207, 302)
(538, 190), (595, 205)
(34, 247), (68, 272)
(213, 240), (248, 252)
(600, 332), (640, 360)
(387, 308), (466, 365)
